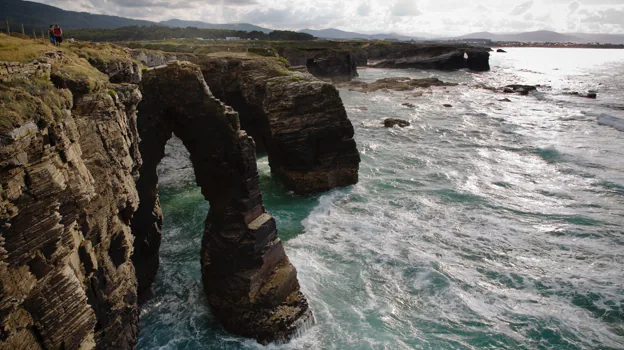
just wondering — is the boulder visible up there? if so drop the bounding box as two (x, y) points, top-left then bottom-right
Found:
(497, 49), (507, 53)
(504, 84), (537, 95)
(384, 118), (411, 128)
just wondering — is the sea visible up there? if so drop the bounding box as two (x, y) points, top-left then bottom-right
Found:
(137, 48), (624, 349)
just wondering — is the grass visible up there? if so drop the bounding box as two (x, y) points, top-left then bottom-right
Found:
(0, 35), (114, 131)
(0, 77), (72, 130)
(0, 33), (54, 62)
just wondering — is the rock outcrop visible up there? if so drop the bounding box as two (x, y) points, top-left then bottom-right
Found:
(360, 43), (491, 72)
(277, 48), (358, 82)
(384, 118), (410, 128)
(190, 56), (361, 194)
(133, 61), (312, 343)
(1, 49), (142, 350)
(130, 49), (177, 68)
(504, 84), (537, 95)
(1, 37), (359, 348)
(345, 77), (457, 93)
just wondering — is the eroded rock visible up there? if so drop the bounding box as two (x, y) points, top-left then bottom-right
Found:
(190, 55), (361, 194)
(134, 61), (313, 343)
(384, 118), (411, 128)
(346, 77), (457, 93)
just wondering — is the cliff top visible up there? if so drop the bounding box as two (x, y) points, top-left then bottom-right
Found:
(0, 35), (115, 132)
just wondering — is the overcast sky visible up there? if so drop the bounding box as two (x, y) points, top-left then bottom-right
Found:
(33, 0), (624, 36)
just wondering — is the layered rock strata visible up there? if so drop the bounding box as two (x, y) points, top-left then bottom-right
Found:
(133, 62), (312, 343)
(192, 56), (361, 194)
(360, 43), (491, 72)
(345, 77), (458, 93)
(2, 37), (363, 348)
(277, 48), (358, 82)
(1, 51), (142, 349)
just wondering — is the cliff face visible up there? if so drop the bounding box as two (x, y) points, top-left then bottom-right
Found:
(1, 37), (359, 348)
(1, 50), (141, 349)
(134, 62), (312, 343)
(277, 48), (358, 82)
(190, 56), (361, 194)
(361, 43), (491, 72)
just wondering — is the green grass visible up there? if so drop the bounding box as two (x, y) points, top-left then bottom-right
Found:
(0, 33), (53, 62)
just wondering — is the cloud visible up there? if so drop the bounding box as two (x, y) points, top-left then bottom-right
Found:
(510, 1), (533, 15)
(106, 0), (257, 7)
(28, 0), (624, 36)
(391, 0), (421, 16)
(357, 2), (371, 16)
(581, 8), (624, 26)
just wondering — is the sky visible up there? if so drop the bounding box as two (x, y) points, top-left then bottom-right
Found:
(32, 0), (624, 36)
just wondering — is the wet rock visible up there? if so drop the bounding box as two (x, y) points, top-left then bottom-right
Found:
(347, 77), (457, 93)
(384, 118), (411, 128)
(497, 49), (507, 53)
(402, 103), (416, 108)
(443, 104), (453, 107)
(504, 84), (537, 95)
(136, 61), (313, 344)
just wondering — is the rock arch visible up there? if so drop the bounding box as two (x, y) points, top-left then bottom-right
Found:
(130, 62), (312, 343)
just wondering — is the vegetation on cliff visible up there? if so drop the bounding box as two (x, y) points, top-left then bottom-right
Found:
(65, 25), (315, 42)
(0, 35), (110, 131)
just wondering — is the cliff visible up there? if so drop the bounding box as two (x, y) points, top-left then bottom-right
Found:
(1, 40), (142, 349)
(361, 42), (491, 71)
(133, 53), (361, 194)
(1, 36), (359, 348)
(276, 48), (358, 82)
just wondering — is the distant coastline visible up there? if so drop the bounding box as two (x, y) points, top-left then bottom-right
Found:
(491, 42), (624, 49)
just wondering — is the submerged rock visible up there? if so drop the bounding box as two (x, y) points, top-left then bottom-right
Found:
(384, 118), (411, 128)
(504, 84), (537, 95)
(402, 102), (416, 108)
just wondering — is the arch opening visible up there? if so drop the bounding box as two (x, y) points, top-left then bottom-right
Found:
(130, 62), (312, 343)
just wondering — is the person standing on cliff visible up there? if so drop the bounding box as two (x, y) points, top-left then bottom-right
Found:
(53, 25), (63, 47)
(48, 25), (56, 46)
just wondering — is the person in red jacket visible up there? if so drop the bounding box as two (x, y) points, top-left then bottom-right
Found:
(53, 25), (63, 47)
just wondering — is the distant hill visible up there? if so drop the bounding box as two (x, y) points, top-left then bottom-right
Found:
(455, 31), (582, 43)
(1, 0), (153, 32)
(300, 28), (420, 41)
(159, 19), (272, 34)
(571, 33), (624, 45)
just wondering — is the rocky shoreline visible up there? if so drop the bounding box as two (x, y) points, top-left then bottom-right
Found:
(0, 35), (359, 349)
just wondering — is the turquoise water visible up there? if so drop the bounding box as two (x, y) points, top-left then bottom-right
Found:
(138, 48), (624, 349)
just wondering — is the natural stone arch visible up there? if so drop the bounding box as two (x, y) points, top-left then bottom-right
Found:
(130, 62), (312, 343)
